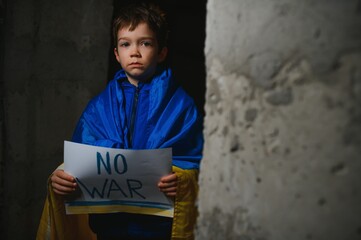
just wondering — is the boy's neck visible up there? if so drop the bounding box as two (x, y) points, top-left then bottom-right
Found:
(126, 73), (156, 87)
(127, 78), (139, 87)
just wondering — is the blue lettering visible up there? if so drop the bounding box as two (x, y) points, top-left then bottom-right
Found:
(127, 179), (146, 199)
(97, 152), (111, 174)
(76, 177), (108, 199)
(114, 154), (128, 174)
(107, 179), (128, 198)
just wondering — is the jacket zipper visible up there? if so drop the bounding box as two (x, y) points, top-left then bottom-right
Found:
(129, 86), (140, 147)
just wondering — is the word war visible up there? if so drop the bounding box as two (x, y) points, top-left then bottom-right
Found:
(77, 177), (145, 199)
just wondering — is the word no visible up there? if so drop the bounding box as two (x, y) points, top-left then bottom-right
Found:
(97, 151), (128, 175)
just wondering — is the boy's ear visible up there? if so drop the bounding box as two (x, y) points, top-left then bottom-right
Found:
(114, 47), (121, 63)
(158, 47), (168, 63)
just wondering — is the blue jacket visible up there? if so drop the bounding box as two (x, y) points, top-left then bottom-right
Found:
(71, 67), (204, 238)
(72, 67), (203, 169)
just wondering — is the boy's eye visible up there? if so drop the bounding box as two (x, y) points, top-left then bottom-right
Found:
(141, 41), (153, 47)
(119, 42), (130, 47)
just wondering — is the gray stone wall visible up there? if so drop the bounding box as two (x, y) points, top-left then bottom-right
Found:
(197, 0), (361, 240)
(1, 0), (112, 239)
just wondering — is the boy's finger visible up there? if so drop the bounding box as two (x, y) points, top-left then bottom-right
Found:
(52, 170), (75, 182)
(57, 171), (76, 182)
(53, 188), (74, 196)
(51, 174), (77, 187)
(158, 181), (177, 188)
(160, 173), (177, 182)
(159, 186), (177, 193)
(165, 192), (176, 197)
(53, 189), (66, 195)
(52, 182), (76, 193)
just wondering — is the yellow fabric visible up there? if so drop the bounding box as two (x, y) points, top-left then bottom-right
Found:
(36, 178), (97, 240)
(36, 166), (199, 240)
(171, 166), (199, 240)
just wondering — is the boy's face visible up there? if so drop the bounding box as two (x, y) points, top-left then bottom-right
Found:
(114, 22), (167, 85)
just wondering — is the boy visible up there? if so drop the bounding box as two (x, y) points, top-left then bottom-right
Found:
(38, 2), (203, 240)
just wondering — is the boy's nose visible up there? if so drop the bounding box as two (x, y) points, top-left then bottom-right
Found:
(130, 46), (140, 58)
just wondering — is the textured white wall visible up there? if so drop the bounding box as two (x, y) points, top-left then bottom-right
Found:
(197, 0), (361, 239)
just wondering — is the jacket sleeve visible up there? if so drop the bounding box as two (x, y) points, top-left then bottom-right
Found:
(171, 166), (199, 240)
(36, 167), (96, 240)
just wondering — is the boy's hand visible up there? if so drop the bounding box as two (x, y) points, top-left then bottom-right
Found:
(158, 173), (177, 197)
(50, 169), (77, 195)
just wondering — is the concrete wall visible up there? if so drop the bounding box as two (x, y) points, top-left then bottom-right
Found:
(1, 0), (112, 238)
(197, 0), (361, 240)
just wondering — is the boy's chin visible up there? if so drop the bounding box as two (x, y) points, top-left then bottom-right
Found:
(126, 70), (155, 82)
(125, 72), (153, 84)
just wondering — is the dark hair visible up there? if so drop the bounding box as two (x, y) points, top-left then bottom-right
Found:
(112, 2), (169, 51)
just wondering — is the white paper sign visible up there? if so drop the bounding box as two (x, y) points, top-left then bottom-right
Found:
(63, 141), (174, 217)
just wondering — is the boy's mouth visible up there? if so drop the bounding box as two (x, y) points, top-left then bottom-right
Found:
(129, 62), (142, 66)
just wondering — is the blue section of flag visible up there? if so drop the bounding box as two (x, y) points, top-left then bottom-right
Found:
(65, 200), (173, 210)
